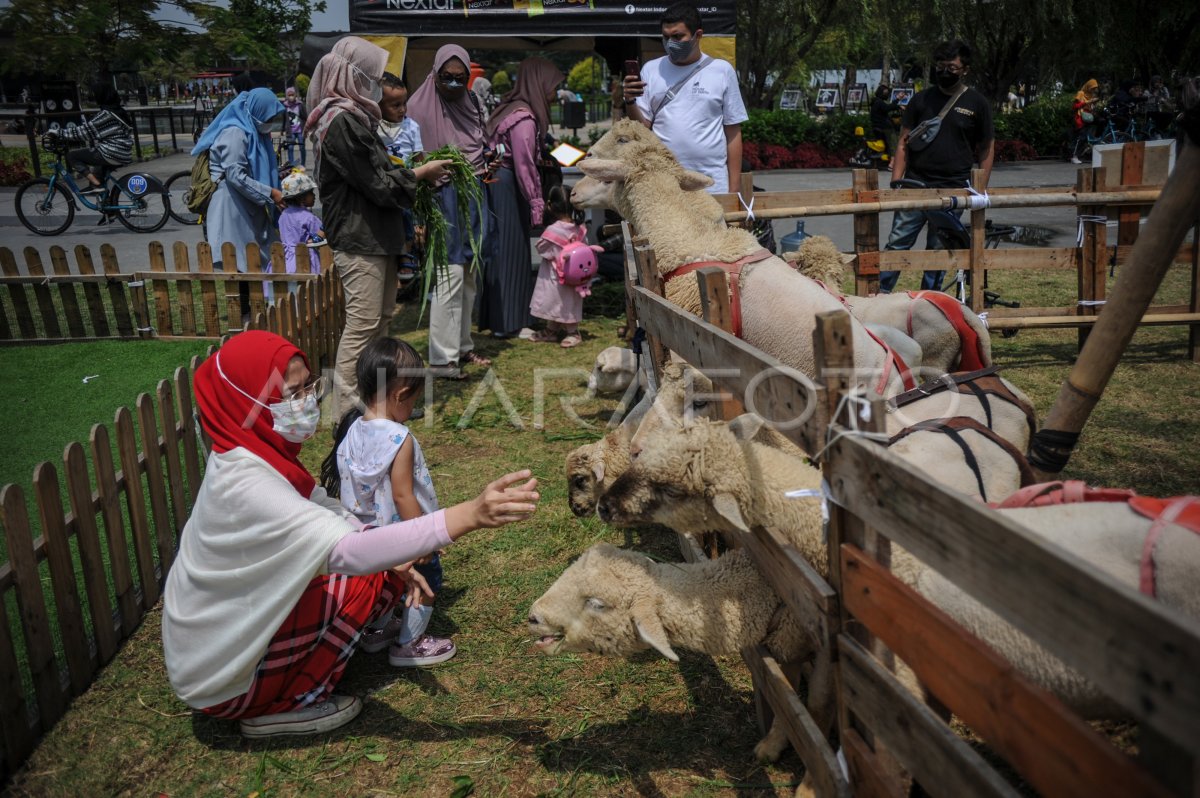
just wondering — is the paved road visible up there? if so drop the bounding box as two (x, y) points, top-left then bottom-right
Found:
(0, 153), (1098, 275)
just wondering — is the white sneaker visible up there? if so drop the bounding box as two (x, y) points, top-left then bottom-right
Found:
(239, 694), (361, 738)
(1070, 156), (1082, 164)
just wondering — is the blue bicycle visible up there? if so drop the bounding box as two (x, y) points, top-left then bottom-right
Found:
(15, 135), (170, 236)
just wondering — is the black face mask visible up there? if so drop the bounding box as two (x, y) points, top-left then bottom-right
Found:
(935, 69), (961, 91)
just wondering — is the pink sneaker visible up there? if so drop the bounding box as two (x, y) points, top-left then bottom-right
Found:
(388, 634), (456, 667)
(358, 614), (405, 654)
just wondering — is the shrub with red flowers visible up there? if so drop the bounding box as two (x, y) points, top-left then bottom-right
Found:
(0, 156), (33, 186)
(992, 138), (1038, 162)
(743, 140), (851, 170)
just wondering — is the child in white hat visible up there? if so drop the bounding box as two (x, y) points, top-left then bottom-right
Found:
(278, 169), (326, 292)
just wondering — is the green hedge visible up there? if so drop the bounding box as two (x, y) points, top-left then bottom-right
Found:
(992, 95), (1074, 156)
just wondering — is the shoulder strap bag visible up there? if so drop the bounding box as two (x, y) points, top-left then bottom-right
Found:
(905, 84), (968, 152)
(649, 56), (714, 125)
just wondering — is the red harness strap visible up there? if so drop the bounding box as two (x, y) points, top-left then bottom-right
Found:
(798, 278), (915, 394)
(995, 481), (1200, 598)
(662, 248), (773, 338)
(906, 290), (988, 371)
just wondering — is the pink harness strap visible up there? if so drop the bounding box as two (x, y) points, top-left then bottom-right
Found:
(1132, 496), (1200, 598)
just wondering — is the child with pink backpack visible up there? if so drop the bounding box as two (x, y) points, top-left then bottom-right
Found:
(528, 185), (601, 348)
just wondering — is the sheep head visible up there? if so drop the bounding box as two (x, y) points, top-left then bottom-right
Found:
(783, 235), (855, 288)
(588, 346), (637, 395)
(599, 417), (750, 533)
(565, 440), (603, 517)
(528, 543), (680, 661)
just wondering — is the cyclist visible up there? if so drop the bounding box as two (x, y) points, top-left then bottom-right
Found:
(45, 82), (134, 197)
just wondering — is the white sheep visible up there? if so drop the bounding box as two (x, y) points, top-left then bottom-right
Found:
(573, 120), (915, 398)
(566, 427), (635, 518)
(786, 235), (993, 375)
(588, 346), (646, 396)
(529, 542), (822, 763)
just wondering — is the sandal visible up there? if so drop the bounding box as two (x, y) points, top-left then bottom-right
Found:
(529, 329), (560, 344)
(559, 332), (582, 349)
(462, 351), (492, 368)
(432, 363), (467, 381)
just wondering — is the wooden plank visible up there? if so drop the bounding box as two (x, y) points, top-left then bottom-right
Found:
(136, 393), (175, 578)
(0, 581), (35, 770)
(195, 242), (221, 338)
(49, 246), (86, 338)
(101, 245), (134, 337)
(0, 248), (36, 339)
(852, 169), (880, 296)
(148, 240), (173, 335)
(32, 462), (91, 694)
(1191, 219), (1199, 363)
(839, 635), (1021, 798)
(245, 244), (267, 322)
(172, 242), (197, 337)
(694, 267), (745, 419)
(630, 234), (669, 384)
(23, 248), (61, 338)
(1078, 167), (1104, 349)
(841, 727), (906, 798)
(222, 242), (241, 330)
(968, 168), (986, 312)
(113, 407), (159, 608)
(713, 188), (857, 212)
(631, 286), (826, 458)
(90, 424), (139, 634)
(840, 545), (1171, 798)
(174, 366), (204, 505)
(742, 645), (851, 798)
(269, 242), (290, 303)
(156, 380), (189, 541)
(74, 246), (111, 338)
(1116, 142), (1146, 258)
(0, 484), (66, 727)
(827, 435), (1200, 744)
(0, 286), (9, 339)
(62, 442), (118, 664)
(985, 313), (1200, 330)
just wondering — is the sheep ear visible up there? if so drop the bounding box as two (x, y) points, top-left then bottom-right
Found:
(592, 460), (606, 482)
(678, 170), (715, 191)
(728, 413), (767, 442)
(712, 492), (750, 532)
(631, 600), (679, 661)
(577, 158), (630, 182)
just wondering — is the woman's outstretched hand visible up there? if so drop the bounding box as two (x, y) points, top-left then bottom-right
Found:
(444, 470), (539, 540)
(413, 159), (452, 184)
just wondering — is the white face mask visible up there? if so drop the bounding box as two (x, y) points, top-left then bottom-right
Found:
(216, 353), (321, 443)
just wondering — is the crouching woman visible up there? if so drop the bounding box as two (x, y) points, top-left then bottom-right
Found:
(161, 331), (539, 737)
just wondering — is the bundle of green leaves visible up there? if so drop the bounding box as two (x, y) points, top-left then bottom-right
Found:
(409, 146), (486, 311)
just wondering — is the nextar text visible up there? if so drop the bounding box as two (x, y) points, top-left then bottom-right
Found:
(386, 0), (456, 9)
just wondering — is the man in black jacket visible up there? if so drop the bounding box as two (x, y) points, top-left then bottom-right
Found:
(878, 40), (994, 294)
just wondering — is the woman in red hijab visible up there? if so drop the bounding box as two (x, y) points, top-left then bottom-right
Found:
(162, 331), (538, 737)
(478, 57), (565, 340)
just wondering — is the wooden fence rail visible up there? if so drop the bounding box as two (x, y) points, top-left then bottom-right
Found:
(0, 273), (342, 780)
(0, 241), (334, 345)
(712, 142), (1199, 359)
(627, 238), (1200, 795)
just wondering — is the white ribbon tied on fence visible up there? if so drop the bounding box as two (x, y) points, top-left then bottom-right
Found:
(1076, 214), (1108, 247)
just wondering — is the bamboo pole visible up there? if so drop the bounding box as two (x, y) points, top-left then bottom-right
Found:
(721, 189), (1161, 223)
(1029, 136), (1200, 479)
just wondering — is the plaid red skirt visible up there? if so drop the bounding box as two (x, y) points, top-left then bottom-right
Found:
(202, 570), (405, 719)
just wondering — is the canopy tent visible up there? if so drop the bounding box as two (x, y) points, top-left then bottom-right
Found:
(300, 0), (736, 86)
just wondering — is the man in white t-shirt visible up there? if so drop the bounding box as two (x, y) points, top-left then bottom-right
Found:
(622, 2), (748, 194)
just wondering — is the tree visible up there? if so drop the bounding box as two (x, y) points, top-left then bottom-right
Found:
(566, 57), (604, 95)
(736, 0), (846, 108)
(0, 0), (205, 84)
(192, 0), (326, 75)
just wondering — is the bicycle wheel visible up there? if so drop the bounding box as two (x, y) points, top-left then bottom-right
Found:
(15, 177), (75, 235)
(164, 169), (202, 225)
(113, 186), (169, 233)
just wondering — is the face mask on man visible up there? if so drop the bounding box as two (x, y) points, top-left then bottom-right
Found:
(663, 36), (698, 65)
(935, 69), (962, 91)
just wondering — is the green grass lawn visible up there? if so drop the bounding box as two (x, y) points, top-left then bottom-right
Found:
(3, 257), (1198, 796)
